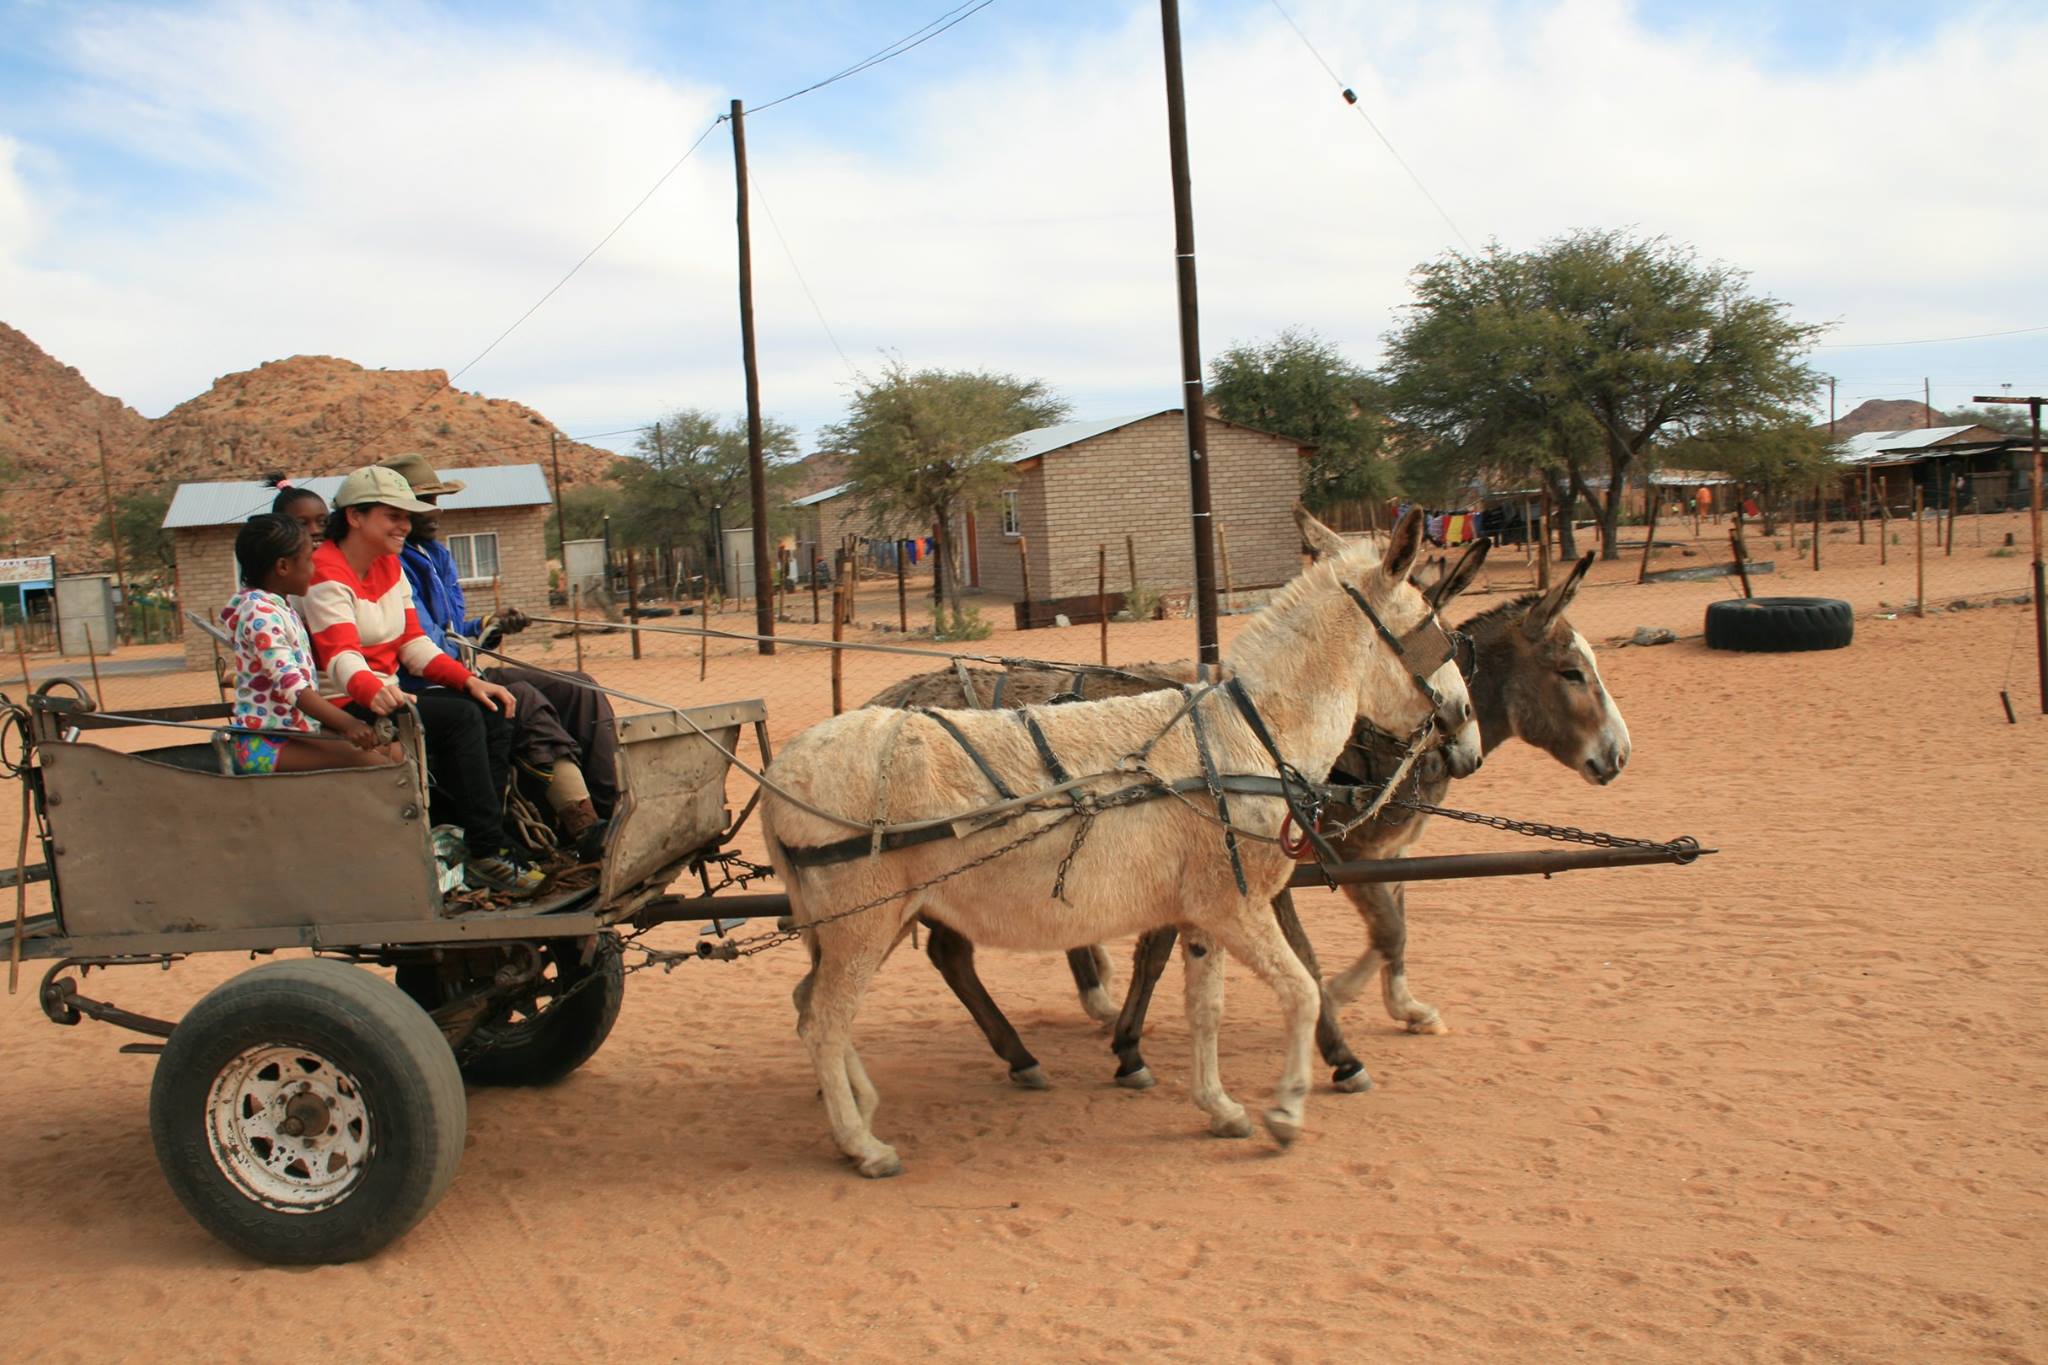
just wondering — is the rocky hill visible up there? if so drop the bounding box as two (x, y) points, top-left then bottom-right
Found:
(0, 324), (625, 564)
(1828, 398), (1945, 437)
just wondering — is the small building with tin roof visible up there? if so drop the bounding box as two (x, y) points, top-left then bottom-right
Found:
(163, 463), (553, 670)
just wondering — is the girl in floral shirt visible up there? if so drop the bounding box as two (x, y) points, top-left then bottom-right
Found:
(222, 515), (397, 774)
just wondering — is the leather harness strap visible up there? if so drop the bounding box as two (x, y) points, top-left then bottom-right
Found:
(915, 707), (1017, 801)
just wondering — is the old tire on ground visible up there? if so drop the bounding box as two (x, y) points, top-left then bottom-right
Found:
(148, 958), (465, 1265)
(1704, 596), (1854, 653)
(398, 934), (624, 1088)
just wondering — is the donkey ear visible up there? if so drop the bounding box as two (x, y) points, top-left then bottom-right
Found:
(1294, 504), (1351, 560)
(1427, 537), (1492, 611)
(1378, 505), (1424, 586)
(1522, 551), (1594, 640)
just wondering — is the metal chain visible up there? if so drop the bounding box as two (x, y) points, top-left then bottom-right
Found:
(1387, 795), (1699, 858)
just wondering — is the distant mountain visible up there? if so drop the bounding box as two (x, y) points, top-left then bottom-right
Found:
(1826, 398), (1945, 438)
(0, 322), (153, 559)
(0, 325), (626, 564)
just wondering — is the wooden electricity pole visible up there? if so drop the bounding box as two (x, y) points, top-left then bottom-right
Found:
(1974, 394), (2046, 713)
(96, 430), (129, 645)
(731, 98), (776, 655)
(1159, 0), (1220, 666)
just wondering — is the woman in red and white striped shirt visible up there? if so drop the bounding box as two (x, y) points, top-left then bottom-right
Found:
(304, 465), (544, 897)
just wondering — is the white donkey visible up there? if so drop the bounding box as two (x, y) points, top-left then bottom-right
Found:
(760, 508), (1480, 1177)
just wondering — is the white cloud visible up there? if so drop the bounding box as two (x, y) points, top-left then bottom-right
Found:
(2, 0), (2045, 449)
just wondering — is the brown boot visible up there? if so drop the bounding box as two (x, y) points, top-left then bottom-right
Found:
(558, 798), (607, 863)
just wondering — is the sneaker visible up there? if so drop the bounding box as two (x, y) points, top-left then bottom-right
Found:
(465, 848), (547, 899)
(558, 798), (608, 864)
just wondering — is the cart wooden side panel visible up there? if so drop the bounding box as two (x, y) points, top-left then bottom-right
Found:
(597, 700), (765, 909)
(39, 736), (439, 938)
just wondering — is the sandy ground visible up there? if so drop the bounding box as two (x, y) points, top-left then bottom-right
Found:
(0, 515), (2043, 1363)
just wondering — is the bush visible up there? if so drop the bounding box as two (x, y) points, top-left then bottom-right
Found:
(929, 604), (992, 642)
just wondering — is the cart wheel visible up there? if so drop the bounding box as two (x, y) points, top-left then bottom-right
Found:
(399, 934), (625, 1088)
(148, 959), (465, 1265)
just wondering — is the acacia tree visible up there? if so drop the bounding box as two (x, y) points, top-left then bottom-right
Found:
(617, 409), (796, 588)
(824, 361), (1068, 622)
(1382, 230), (1825, 559)
(1207, 328), (1390, 508)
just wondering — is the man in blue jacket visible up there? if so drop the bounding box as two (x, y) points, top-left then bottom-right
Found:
(382, 453), (618, 862)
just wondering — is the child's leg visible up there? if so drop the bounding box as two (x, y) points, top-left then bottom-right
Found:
(270, 735), (400, 771)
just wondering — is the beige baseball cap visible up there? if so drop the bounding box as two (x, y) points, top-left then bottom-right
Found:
(333, 464), (434, 512)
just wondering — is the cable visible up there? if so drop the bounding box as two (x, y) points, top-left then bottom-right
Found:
(1265, 0), (1472, 251)
(338, 117), (724, 463)
(747, 165), (857, 378)
(1816, 323), (2048, 349)
(747, 0), (997, 117)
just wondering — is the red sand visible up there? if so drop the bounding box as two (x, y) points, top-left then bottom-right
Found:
(1, 522), (2043, 1362)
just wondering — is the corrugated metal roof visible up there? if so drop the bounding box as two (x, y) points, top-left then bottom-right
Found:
(1833, 425), (1980, 465)
(790, 481), (852, 508)
(163, 463), (552, 530)
(990, 412), (1167, 464)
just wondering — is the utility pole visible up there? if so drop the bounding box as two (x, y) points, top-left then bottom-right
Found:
(96, 429), (129, 645)
(731, 98), (776, 655)
(1924, 377), (1933, 426)
(549, 431), (569, 575)
(1158, 0), (1220, 665)
(1974, 394), (2046, 713)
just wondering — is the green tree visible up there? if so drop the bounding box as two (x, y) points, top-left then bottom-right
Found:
(1207, 328), (1390, 508)
(615, 409), (797, 584)
(1382, 230), (1825, 559)
(823, 360), (1068, 618)
(1669, 414), (1837, 534)
(99, 490), (174, 581)
(1945, 403), (2034, 438)
(546, 484), (625, 558)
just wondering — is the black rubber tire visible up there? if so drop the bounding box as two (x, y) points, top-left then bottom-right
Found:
(1704, 596), (1854, 653)
(398, 934), (624, 1088)
(148, 959), (466, 1265)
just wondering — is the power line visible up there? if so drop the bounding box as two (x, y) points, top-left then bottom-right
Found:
(747, 0), (998, 116)
(338, 117), (724, 463)
(1816, 323), (2048, 350)
(746, 165), (857, 379)
(1265, 0), (1473, 251)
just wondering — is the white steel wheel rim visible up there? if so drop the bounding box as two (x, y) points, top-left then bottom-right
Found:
(203, 1044), (372, 1212)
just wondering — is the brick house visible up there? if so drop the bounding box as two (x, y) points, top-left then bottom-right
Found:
(164, 464), (553, 670)
(967, 411), (1307, 603)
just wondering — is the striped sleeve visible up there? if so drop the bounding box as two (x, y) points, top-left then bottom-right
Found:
(393, 585), (472, 689)
(304, 578), (381, 707)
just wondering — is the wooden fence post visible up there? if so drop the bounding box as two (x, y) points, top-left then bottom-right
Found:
(570, 585), (584, 673)
(1217, 521), (1233, 616)
(811, 556), (822, 625)
(699, 576), (710, 681)
(1879, 476), (1890, 565)
(1914, 487), (1925, 617)
(830, 574), (846, 715)
(1812, 480), (1821, 572)
(897, 541), (908, 632)
(1638, 487), (1660, 584)
(1126, 534), (1138, 597)
(1538, 488), (1552, 591)
(1098, 544), (1108, 665)
(625, 548), (641, 660)
(1017, 534), (1033, 630)
(1729, 526), (1754, 599)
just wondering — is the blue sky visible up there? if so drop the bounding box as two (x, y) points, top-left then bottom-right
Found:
(2, 0), (2044, 454)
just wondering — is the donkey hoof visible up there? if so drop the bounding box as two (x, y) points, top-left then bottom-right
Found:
(1078, 989), (1118, 1027)
(1331, 1063), (1374, 1093)
(1115, 1066), (1156, 1091)
(1262, 1109), (1302, 1147)
(1209, 1112), (1255, 1139)
(1406, 1015), (1449, 1036)
(857, 1148), (904, 1179)
(1010, 1065), (1050, 1090)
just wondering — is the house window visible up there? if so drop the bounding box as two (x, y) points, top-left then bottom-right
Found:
(1000, 489), (1021, 537)
(447, 531), (501, 584)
